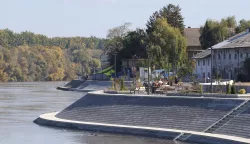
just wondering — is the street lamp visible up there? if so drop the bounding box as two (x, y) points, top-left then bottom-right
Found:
(210, 47), (213, 93)
(147, 56), (150, 95)
(132, 55), (138, 83)
(114, 52), (117, 79)
(100, 54), (103, 81)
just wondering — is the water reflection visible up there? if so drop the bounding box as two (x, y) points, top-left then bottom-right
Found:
(0, 82), (189, 144)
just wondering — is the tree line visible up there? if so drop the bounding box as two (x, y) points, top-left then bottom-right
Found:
(105, 4), (250, 78)
(106, 4), (191, 77)
(0, 29), (103, 82)
(200, 16), (250, 49)
(1, 3), (250, 82)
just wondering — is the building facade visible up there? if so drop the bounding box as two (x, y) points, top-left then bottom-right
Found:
(193, 49), (211, 79)
(184, 28), (203, 60)
(213, 47), (250, 80)
(193, 28), (250, 81)
(192, 28), (250, 81)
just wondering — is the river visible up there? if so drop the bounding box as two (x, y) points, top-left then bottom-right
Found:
(0, 82), (189, 144)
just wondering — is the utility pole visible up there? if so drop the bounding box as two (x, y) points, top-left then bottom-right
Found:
(114, 53), (117, 79)
(147, 56), (150, 95)
(238, 49), (239, 81)
(174, 36), (177, 76)
(210, 47), (213, 93)
(100, 54), (103, 81)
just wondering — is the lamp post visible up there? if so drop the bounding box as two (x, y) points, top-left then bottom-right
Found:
(114, 52), (117, 79)
(132, 55), (137, 84)
(210, 47), (213, 93)
(147, 56), (150, 95)
(100, 54), (103, 81)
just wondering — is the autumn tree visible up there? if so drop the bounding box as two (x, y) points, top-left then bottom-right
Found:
(0, 28), (107, 81)
(91, 58), (101, 73)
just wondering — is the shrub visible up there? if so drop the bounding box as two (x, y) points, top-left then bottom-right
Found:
(137, 82), (143, 87)
(226, 84), (231, 94)
(120, 77), (128, 90)
(110, 78), (115, 90)
(114, 78), (121, 90)
(238, 89), (246, 94)
(199, 85), (203, 94)
(231, 85), (236, 94)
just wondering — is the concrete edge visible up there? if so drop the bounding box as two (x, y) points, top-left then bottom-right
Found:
(34, 112), (180, 139)
(56, 86), (95, 92)
(88, 90), (249, 100)
(34, 112), (250, 144)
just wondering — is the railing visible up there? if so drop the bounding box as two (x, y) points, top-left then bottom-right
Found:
(203, 100), (249, 133)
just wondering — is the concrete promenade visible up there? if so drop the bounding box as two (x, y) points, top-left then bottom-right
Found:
(35, 112), (250, 144)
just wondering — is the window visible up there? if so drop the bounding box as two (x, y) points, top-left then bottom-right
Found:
(208, 72), (210, 78)
(234, 67), (237, 73)
(240, 53), (243, 58)
(198, 60), (200, 66)
(203, 59), (205, 66)
(203, 73), (205, 78)
(224, 53), (226, 59)
(229, 54), (231, 59)
(235, 53), (237, 59)
(218, 54), (221, 60)
(247, 53), (249, 58)
(208, 59), (210, 66)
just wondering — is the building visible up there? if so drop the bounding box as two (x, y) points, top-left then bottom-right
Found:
(184, 28), (203, 59)
(212, 28), (250, 80)
(193, 49), (211, 79)
(100, 50), (110, 68)
(193, 28), (250, 80)
(122, 59), (146, 76)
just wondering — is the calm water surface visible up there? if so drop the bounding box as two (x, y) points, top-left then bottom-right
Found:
(0, 82), (189, 144)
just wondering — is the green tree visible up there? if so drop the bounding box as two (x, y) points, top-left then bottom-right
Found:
(106, 22), (131, 39)
(91, 58), (101, 73)
(235, 19), (250, 33)
(146, 4), (185, 34)
(119, 29), (148, 59)
(148, 18), (187, 69)
(220, 16), (237, 28)
(199, 19), (229, 49)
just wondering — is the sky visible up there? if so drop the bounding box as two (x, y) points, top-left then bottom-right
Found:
(0, 0), (249, 38)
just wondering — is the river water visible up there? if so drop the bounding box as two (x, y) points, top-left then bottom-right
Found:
(0, 82), (189, 144)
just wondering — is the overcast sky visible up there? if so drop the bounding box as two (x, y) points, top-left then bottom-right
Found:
(0, 0), (249, 38)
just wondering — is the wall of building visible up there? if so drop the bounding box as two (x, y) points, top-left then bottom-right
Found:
(195, 57), (211, 79)
(213, 48), (250, 80)
(187, 46), (203, 59)
(100, 54), (109, 67)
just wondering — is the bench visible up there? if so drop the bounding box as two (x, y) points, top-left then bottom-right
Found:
(130, 87), (140, 94)
(130, 87), (147, 94)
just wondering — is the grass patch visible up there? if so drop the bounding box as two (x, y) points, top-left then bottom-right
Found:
(97, 66), (114, 77)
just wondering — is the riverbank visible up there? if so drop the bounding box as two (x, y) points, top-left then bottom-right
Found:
(34, 90), (250, 144)
(34, 111), (249, 144)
